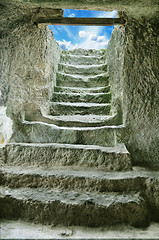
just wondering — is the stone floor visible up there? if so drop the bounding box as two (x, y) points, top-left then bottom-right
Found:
(1, 219), (159, 239)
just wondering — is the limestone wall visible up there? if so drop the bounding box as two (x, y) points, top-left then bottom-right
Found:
(1, 25), (61, 119)
(0, 4), (61, 143)
(107, 25), (125, 123)
(107, 19), (159, 166)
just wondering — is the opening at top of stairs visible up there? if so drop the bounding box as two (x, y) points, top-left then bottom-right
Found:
(48, 9), (118, 51)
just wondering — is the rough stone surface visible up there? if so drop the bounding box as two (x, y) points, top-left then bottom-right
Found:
(61, 53), (106, 65)
(145, 178), (159, 222)
(107, 21), (159, 167)
(10, 121), (118, 146)
(58, 63), (107, 75)
(1, 220), (159, 239)
(0, 3), (62, 138)
(35, 114), (121, 127)
(52, 92), (111, 104)
(0, 147), (6, 165)
(54, 86), (110, 93)
(0, 186), (149, 227)
(123, 20), (159, 166)
(107, 25), (125, 122)
(0, 166), (150, 192)
(1, 143), (132, 171)
(49, 102), (111, 116)
(1, 0), (158, 20)
(56, 72), (109, 88)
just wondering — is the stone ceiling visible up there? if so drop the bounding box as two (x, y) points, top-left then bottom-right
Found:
(0, 0), (159, 20)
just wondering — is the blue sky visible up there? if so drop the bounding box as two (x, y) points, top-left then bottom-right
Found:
(48, 9), (117, 50)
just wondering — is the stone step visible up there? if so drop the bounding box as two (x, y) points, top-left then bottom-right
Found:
(2, 143), (132, 171)
(56, 72), (109, 88)
(0, 166), (148, 192)
(0, 186), (149, 227)
(64, 48), (106, 56)
(39, 114), (121, 127)
(58, 63), (107, 75)
(49, 102), (111, 115)
(60, 54), (106, 65)
(54, 86), (110, 93)
(52, 92), (111, 103)
(11, 121), (120, 147)
(1, 220), (159, 239)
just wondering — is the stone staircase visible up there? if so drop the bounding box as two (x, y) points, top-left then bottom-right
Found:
(1, 49), (158, 229)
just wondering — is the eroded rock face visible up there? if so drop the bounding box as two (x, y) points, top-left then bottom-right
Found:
(0, 3), (61, 138)
(0, 0), (158, 19)
(107, 20), (159, 167)
(145, 178), (159, 221)
(123, 19), (159, 166)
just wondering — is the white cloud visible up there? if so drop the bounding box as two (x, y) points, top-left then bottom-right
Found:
(57, 40), (71, 50)
(78, 38), (109, 50)
(57, 39), (78, 50)
(97, 36), (106, 42)
(96, 10), (117, 18)
(79, 26), (105, 40)
(79, 31), (88, 38)
(77, 27), (109, 49)
(69, 13), (75, 18)
(90, 35), (98, 42)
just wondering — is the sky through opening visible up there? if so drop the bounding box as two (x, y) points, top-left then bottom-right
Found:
(48, 9), (117, 50)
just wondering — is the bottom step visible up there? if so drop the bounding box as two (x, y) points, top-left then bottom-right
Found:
(1, 220), (159, 239)
(0, 187), (149, 227)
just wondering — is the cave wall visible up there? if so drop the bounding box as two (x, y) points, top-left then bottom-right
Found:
(107, 19), (159, 167)
(123, 19), (159, 166)
(107, 25), (125, 123)
(0, 4), (61, 143)
(1, 0), (158, 20)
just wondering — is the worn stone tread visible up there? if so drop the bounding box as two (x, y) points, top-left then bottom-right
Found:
(52, 92), (111, 103)
(54, 86), (110, 93)
(1, 165), (153, 192)
(56, 72), (109, 88)
(64, 49), (106, 56)
(58, 63), (107, 75)
(11, 120), (116, 146)
(50, 102), (110, 107)
(16, 120), (124, 146)
(49, 102), (111, 115)
(1, 220), (159, 239)
(40, 114), (120, 127)
(3, 142), (129, 151)
(61, 53), (106, 65)
(0, 186), (149, 227)
(2, 143), (131, 171)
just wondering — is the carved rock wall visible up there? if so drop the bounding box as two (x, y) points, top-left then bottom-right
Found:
(107, 19), (159, 166)
(0, 4), (61, 143)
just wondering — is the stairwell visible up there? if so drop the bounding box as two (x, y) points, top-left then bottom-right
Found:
(0, 49), (156, 228)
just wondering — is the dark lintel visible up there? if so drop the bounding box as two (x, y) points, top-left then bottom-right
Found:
(35, 17), (125, 26)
